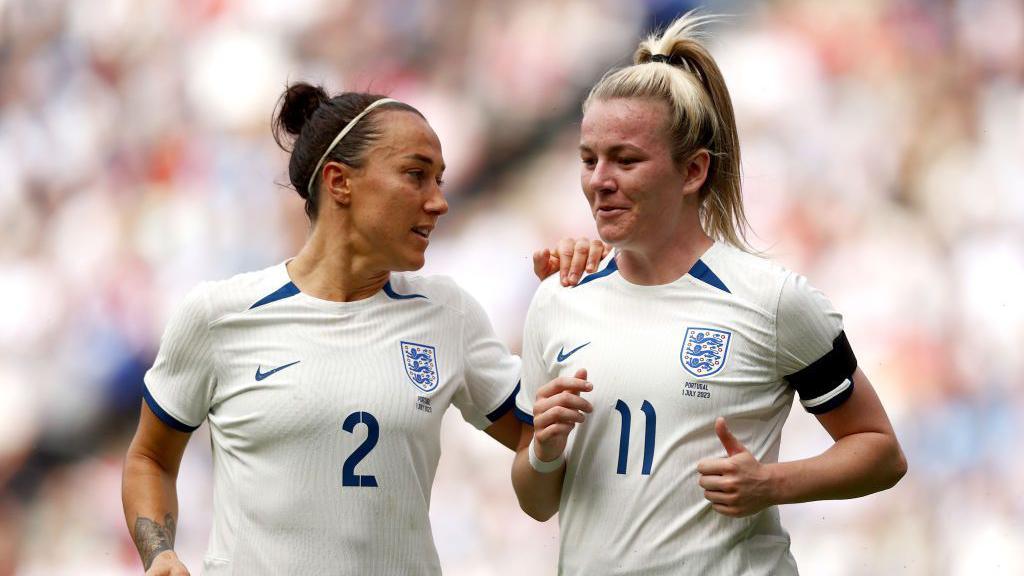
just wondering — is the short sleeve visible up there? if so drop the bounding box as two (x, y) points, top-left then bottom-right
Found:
(776, 273), (857, 414)
(514, 285), (556, 426)
(143, 283), (217, 432)
(450, 289), (521, 430)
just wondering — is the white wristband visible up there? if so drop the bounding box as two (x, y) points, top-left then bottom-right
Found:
(529, 441), (565, 474)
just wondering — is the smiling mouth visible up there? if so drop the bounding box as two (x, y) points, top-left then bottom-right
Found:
(597, 207), (628, 216)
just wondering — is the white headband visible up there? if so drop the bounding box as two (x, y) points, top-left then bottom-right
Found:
(306, 97), (400, 197)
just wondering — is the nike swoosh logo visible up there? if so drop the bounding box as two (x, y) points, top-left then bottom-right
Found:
(255, 360), (301, 381)
(557, 342), (590, 362)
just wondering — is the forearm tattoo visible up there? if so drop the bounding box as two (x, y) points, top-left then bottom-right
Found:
(133, 513), (176, 570)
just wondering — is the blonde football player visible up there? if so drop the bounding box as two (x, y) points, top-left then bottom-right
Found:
(512, 14), (907, 575)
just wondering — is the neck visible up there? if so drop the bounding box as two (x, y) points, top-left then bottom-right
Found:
(287, 223), (389, 302)
(616, 209), (713, 285)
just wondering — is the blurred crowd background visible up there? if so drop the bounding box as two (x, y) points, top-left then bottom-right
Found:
(1, 0), (1022, 574)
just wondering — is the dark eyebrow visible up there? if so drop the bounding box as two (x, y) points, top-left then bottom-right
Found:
(405, 153), (446, 173)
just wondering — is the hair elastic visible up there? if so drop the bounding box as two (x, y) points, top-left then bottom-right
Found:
(650, 53), (684, 66)
(306, 97), (399, 197)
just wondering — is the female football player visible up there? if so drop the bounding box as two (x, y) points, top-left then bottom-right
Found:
(512, 14), (907, 575)
(122, 83), (605, 575)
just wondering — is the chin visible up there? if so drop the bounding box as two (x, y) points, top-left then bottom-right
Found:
(397, 253), (427, 272)
(596, 225), (629, 247)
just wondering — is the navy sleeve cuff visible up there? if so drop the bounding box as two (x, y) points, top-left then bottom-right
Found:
(485, 381), (521, 423)
(143, 386), (200, 433)
(513, 405), (534, 426)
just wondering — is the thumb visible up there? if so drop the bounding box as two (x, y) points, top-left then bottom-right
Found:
(574, 368), (588, 382)
(533, 249), (551, 280)
(715, 417), (746, 456)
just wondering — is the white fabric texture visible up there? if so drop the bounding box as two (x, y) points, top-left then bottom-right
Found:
(516, 242), (849, 575)
(145, 263), (520, 575)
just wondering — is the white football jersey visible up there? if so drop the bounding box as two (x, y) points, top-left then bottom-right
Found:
(515, 242), (857, 576)
(144, 262), (520, 575)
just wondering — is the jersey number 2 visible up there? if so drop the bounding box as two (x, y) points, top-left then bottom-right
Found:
(342, 411), (379, 487)
(613, 400), (656, 475)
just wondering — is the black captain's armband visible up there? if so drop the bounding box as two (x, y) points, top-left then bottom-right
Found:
(785, 331), (857, 414)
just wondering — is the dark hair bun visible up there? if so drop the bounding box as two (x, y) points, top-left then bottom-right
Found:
(277, 82), (329, 136)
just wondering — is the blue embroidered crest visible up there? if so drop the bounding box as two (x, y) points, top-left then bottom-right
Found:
(401, 341), (439, 392)
(680, 327), (731, 378)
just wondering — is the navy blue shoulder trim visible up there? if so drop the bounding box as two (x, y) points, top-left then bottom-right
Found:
(688, 259), (730, 293)
(383, 281), (427, 300)
(578, 257), (619, 286)
(250, 281), (301, 309)
(143, 386), (200, 433)
(485, 381), (520, 423)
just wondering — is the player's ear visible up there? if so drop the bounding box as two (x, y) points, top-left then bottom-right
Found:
(321, 161), (354, 206)
(680, 150), (710, 197)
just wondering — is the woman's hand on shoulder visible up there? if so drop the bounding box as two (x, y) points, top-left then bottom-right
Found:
(533, 238), (609, 286)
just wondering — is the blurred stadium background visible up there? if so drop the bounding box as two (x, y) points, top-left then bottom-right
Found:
(1, 0), (1022, 574)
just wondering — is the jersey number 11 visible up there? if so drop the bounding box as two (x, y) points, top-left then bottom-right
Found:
(613, 400), (656, 476)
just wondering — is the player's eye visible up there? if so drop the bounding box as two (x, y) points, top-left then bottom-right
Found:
(581, 157), (596, 168)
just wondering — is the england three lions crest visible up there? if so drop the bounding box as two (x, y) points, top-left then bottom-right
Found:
(401, 341), (439, 392)
(681, 327), (731, 378)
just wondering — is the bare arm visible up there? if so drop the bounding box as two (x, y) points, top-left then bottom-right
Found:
(122, 402), (192, 573)
(511, 369), (592, 521)
(484, 410), (524, 451)
(511, 423), (566, 521)
(770, 368), (907, 503)
(698, 368), (907, 516)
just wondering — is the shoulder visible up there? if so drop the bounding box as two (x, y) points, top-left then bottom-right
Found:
(532, 272), (566, 305)
(533, 251), (617, 305)
(524, 266), (590, 320)
(387, 272), (474, 317)
(708, 244), (842, 329)
(151, 265), (285, 350)
(199, 263), (294, 322)
(702, 243), (794, 313)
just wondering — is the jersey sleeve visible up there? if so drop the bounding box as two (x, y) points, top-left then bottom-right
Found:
(143, 283), (217, 432)
(776, 273), (857, 414)
(513, 284), (556, 427)
(450, 288), (521, 430)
